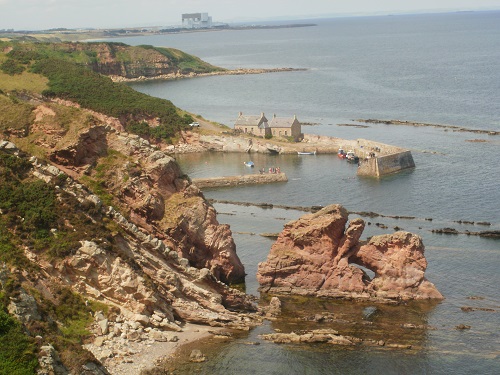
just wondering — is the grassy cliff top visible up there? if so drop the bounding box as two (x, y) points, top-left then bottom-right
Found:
(0, 41), (223, 142)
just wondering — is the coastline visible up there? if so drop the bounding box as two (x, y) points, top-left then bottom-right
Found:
(87, 323), (229, 374)
(110, 67), (306, 83)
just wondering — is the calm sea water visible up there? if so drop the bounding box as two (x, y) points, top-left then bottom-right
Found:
(105, 12), (500, 374)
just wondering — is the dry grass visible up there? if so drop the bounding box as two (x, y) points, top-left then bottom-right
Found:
(0, 94), (34, 131)
(161, 192), (201, 228)
(10, 102), (98, 161)
(0, 71), (48, 93)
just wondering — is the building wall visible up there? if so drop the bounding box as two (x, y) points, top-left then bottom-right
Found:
(235, 125), (270, 137)
(182, 13), (212, 28)
(291, 122), (301, 140)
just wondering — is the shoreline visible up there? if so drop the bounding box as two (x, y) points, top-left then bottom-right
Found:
(2, 23), (317, 43)
(87, 323), (228, 375)
(110, 67), (306, 83)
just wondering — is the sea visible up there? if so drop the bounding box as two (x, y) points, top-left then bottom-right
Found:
(103, 11), (500, 374)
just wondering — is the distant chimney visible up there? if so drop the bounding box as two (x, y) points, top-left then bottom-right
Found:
(239, 111), (243, 117)
(273, 113), (276, 118)
(293, 114), (297, 120)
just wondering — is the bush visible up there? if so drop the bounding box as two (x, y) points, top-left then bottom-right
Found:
(0, 59), (25, 75)
(127, 121), (151, 137)
(0, 309), (38, 375)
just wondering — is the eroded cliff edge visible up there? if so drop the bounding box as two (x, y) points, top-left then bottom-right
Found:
(257, 204), (443, 301)
(0, 112), (255, 372)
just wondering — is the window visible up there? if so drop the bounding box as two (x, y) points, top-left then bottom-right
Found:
(285, 131), (288, 136)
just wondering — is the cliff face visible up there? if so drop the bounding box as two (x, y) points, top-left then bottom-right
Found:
(85, 43), (175, 78)
(0, 140), (255, 373)
(1, 103), (255, 372)
(35, 103), (246, 285)
(1, 139), (253, 324)
(1, 96), (251, 319)
(257, 204), (443, 301)
(53, 42), (222, 79)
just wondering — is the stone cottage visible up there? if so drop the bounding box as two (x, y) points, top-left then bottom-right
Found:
(269, 114), (302, 141)
(234, 112), (271, 137)
(234, 112), (302, 141)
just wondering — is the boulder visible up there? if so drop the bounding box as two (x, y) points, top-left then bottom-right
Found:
(189, 349), (207, 363)
(257, 204), (442, 301)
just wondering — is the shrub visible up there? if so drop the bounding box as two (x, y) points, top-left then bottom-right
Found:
(0, 59), (25, 75)
(127, 121), (151, 137)
(0, 309), (38, 375)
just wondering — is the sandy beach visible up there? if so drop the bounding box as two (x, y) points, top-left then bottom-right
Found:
(85, 323), (227, 374)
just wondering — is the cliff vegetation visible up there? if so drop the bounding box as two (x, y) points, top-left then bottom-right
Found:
(0, 41), (253, 374)
(0, 41), (225, 143)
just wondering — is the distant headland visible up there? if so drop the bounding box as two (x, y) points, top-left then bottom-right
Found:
(0, 23), (317, 42)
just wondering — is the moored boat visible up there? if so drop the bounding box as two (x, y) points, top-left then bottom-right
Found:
(346, 150), (359, 163)
(338, 148), (346, 159)
(297, 151), (316, 155)
(267, 146), (280, 154)
(244, 161), (255, 167)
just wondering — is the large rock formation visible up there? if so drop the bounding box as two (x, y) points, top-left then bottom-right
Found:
(1, 139), (258, 373)
(257, 204), (443, 301)
(33, 108), (245, 284)
(1, 140), (255, 326)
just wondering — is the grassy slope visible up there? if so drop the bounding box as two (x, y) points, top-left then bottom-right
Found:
(0, 41), (206, 141)
(1, 41), (223, 75)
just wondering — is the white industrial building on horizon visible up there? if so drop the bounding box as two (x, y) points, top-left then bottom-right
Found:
(182, 13), (213, 29)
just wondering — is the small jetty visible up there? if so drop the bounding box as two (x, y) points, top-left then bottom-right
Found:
(192, 173), (287, 188)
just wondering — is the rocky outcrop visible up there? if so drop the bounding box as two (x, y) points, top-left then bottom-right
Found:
(3, 140), (255, 326)
(24, 147), (255, 323)
(26, 105), (246, 285)
(106, 134), (246, 284)
(259, 329), (361, 346)
(257, 204), (443, 301)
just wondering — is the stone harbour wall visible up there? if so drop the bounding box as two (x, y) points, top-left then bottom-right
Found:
(358, 151), (415, 177)
(192, 173), (287, 188)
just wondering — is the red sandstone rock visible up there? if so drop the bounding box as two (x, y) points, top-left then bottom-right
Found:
(47, 123), (245, 284)
(257, 204), (442, 300)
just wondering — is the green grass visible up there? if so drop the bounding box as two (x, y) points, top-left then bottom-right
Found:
(0, 40), (224, 141)
(31, 58), (188, 139)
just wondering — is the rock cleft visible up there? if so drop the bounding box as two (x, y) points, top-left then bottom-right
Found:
(257, 204), (443, 301)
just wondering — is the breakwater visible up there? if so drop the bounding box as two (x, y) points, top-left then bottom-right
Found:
(303, 136), (415, 177)
(358, 150), (415, 177)
(192, 172), (287, 188)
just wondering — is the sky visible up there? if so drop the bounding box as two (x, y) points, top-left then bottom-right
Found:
(1, 0), (500, 30)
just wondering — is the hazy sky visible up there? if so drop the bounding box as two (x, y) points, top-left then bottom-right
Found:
(2, 0), (500, 30)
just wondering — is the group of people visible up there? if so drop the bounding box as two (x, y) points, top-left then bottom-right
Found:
(259, 166), (281, 174)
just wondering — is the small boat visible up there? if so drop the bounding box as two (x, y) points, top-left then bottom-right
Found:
(297, 151), (316, 155)
(337, 148), (346, 159)
(244, 161), (255, 167)
(346, 150), (359, 163)
(267, 146), (280, 154)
